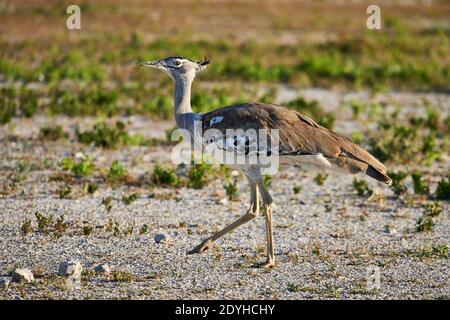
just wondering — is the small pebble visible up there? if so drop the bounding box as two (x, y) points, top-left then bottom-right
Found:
(154, 234), (168, 244)
(218, 198), (228, 205)
(94, 263), (111, 274)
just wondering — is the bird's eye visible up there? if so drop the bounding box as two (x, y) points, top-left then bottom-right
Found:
(173, 60), (181, 66)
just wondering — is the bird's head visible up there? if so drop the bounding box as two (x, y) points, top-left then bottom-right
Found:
(138, 56), (209, 80)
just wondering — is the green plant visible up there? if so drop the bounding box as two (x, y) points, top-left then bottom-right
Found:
(313, 173), (328, 186)
(151, 164), (180, 187)
(411, 170), (429, 195)
(352, 178), (373, 197)
(139, 224), (148, 235)
(59, 156), (94, 177)
(431, 244), (448, 258)
(21, 219), (32, 235)
(369, 124), (417, 164)
(58, 185), (72, 199)
(415, 202), (441, 232)
(348, 100), (363, 119)
(110, 271), (135, 282)
(287, 283), (301, 293)
(187, 163), (212, 189)
(293, 185), (302, 194)
(39, 125), (68, 141)
(351, 132), (362, 144)
(18, 89), (38, 118)
(122, 193), (139, 205)
(77, 121), (148, 149)
(407, 244), (448, 259)
(424, 202), (442, 218)
(107, 161), (126, 180)
(35, 211), (53, 233)
(84, 183), (98, 194)
(83, 225), (93, 236)
(53, 215), (68, 237)
(263, 175), (272, 187)
(224, 179), (239, 201)
(421, 134), (441, 166)
(123, 225), (134, 236)
(102, 196), (113, 212)
(416, 216), (435, 232)
(435, 172), (450, 201)
(0, 88), (17, 124)
(387, 170), (407, 196)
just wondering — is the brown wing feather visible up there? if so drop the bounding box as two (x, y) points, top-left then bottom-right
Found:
(201, 103), (391, 184)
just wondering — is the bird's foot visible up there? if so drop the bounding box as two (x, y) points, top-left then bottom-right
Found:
(187, 239), (213, 255)
(252, 259), (275, 269)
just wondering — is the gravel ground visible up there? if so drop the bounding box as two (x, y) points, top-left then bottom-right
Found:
(0, 90), (449, 300)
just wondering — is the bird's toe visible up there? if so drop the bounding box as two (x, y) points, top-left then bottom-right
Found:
(187, 240), (212, 255)
(252, 260), (275, 269)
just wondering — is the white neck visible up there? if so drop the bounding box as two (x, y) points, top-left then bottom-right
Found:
(173, 72), (194, 115)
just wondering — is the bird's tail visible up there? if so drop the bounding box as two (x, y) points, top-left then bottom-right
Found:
(329, 156), (392, 185)
(366, 165), (392, 185)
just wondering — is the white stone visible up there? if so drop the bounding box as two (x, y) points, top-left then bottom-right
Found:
(94, 263), (111, 274)
(12, 268), (34, 283)
(218, 198), (228, 205)
(58, 260), (83, 278)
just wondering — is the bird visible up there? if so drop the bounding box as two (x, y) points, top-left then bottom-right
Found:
(139, 56), (392, 268)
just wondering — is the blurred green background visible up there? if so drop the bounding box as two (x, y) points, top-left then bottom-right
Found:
(0, 0), (449, 121)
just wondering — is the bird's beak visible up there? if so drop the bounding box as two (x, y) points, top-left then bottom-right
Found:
(137, 60), (163, 68)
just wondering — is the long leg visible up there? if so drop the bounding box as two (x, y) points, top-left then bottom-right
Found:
(255, 180), (275, 268)
(187, 180), (260, 255)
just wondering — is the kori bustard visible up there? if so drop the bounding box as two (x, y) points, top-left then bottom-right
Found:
(139, 56), (392, 268)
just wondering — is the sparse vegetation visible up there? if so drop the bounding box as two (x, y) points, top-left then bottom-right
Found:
(122, 193), (139, 205)
(77, 121), (148, 149)
(435, 172), (450, 201)
(83, 225), (93, 236)
(263, 175), (272, 187)
(416, 216), (435, 233)
(313, 173), (328, 186)
(151, 164), (180, 187)
(187, 163), (212, 189)
(84, 183), (98, 194)
(407, 244), (448, 259)
(411, 170), (429, 195)
(388, 170), (408, 196)
(416, 202), (442, 232)
(224, 179), (239, 201)
(352, 179), (373, 197)
(293, 185), (302, 194)
(102, 197), (113, 212)
(39, 125), (68, 141)
(139, 224), (148, 235)
(107, 161), (126, 180)
(35, 211), (52, 233)
(59, 155), (94, 177)
(369, 105), (446, 166)
(20, 219), (32, 235)
(58, 185), (72, 199)
(287, 283), (301, 293)
(110, 271), (135, 282)
(32, 211), (68, 237)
